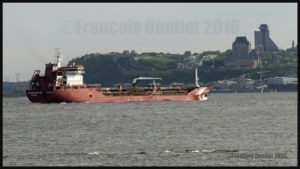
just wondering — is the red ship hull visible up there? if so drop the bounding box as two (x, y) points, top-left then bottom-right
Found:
(26, 87), (211, 103)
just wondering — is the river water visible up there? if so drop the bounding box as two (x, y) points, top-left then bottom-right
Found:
(3, 92), (297, 166)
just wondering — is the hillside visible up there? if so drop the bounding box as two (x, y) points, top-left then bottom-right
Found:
(67, 50), (249, 86)
(3, 82), (29, 97)
(67, 50), (297, 87)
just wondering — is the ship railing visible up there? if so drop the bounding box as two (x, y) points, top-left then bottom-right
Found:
(101, 89), (188, 96)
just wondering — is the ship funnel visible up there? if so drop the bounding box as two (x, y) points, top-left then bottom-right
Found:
(55, 48), (63, 67)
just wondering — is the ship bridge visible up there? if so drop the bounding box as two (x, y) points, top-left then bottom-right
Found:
(56, 66), (85, 86)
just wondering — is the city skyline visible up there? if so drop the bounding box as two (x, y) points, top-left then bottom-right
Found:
(3, 3), (297, 81)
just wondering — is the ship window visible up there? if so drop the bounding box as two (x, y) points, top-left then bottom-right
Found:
(89, 94), (93, 97)
(56, 87), (61, 90)
(80, 86), (85, 89)
(74, 86), (78, 89)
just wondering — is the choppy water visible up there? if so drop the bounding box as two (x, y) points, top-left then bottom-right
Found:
(3, 93), (297, 166)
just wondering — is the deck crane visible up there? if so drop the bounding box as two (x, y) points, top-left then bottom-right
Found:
(257, 71), (270, 87)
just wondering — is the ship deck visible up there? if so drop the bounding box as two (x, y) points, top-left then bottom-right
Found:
(100, 87), (196, 96)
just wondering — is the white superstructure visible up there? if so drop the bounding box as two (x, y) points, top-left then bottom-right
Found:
(61, 67), (85, 86)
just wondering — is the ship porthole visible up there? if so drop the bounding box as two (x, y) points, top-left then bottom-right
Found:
(89, 95), (93, 98)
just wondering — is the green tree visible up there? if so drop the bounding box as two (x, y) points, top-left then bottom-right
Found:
(158, 52), (165, 56)
(184, 51), (192, 56)
(260, 52), (272, 59)
(122, 50), (130, 56)
(130, 50), (137, 56)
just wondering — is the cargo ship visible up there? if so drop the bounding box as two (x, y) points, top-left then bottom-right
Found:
(26, 50), (211, 103)
(267, 77), (298, 92)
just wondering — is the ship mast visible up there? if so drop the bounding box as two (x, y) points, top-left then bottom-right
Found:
(195, 61), (200, 87)
(55, 48), (63, 67)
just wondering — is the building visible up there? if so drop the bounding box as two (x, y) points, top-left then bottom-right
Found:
(202, 54), (217, 61)
(184, 55), (197, 64)
(254, 24), (278, 52)
(286, 40), (298, 55)
(232, 36), (251, 57)
(177, 55), (197, 69)
(213, 80), (237, 89)
(224, 36), (258, 68)
(224, 58), (258, 68)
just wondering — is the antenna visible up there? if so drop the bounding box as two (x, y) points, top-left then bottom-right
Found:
(15, 73), (20, 82)
(54, 48), (63, 67)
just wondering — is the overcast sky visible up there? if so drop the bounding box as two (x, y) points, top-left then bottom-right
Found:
(3, 3), (297, 81)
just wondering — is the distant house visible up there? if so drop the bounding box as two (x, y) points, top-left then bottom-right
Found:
(224, 58), (258, 69)
(183, 55), (197, 64)
(177, 62), (192, 69)
(177, 55), (197, 69)
(202, 54), (217, 61)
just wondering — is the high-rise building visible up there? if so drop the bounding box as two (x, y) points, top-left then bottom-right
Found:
(254, 24), (278, 52)
(232, 36), (251, 57)
(224, 36), (258, 69)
